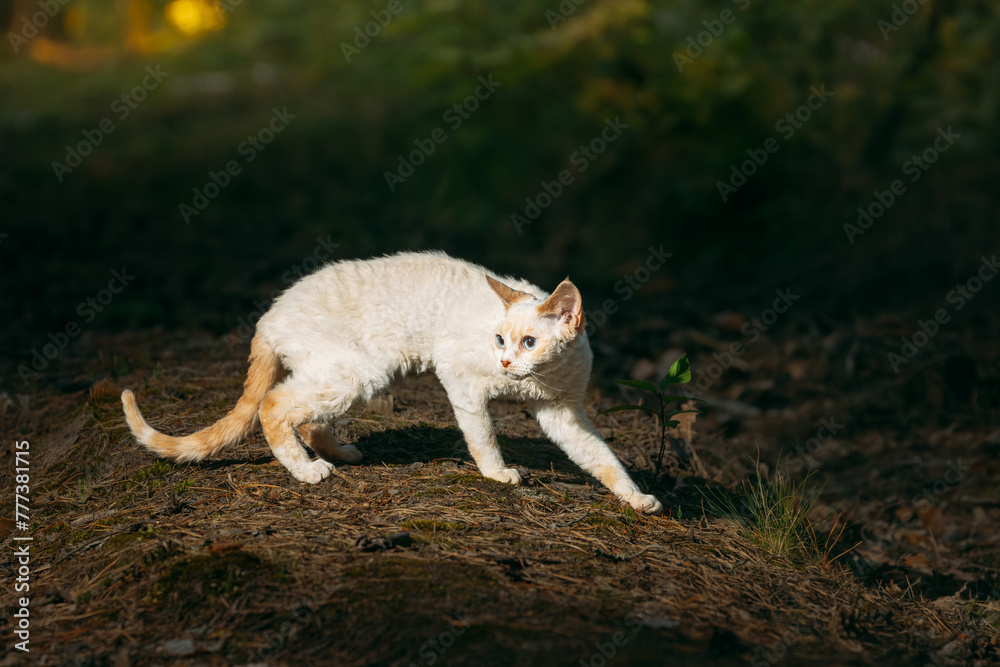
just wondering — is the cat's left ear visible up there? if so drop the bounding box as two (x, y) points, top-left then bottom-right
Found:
(538, 278), (585, 335)
(486, 274), (534, 311)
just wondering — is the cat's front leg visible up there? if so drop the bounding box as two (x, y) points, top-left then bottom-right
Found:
(534, 401), (663, 514)
(437, 375), (519, 484)
(450, 403), (522, 485)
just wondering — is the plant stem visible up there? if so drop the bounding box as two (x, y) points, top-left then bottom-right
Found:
(654, 392), (666, 480)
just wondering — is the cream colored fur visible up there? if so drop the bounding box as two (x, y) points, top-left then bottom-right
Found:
(121, 251), (662, 514)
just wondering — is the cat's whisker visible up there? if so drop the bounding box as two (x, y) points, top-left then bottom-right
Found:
(527, 370), (559, 391)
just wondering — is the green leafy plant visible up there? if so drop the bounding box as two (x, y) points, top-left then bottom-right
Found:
(598, 354), (701, 479)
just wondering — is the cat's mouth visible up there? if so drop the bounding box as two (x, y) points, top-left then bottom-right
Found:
(502, 368), (529, 381)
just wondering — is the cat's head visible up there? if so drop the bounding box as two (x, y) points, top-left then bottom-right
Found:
(486, 274), (586, 381)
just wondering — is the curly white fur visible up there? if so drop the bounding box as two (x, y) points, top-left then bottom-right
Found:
(122, 251), (661, 514)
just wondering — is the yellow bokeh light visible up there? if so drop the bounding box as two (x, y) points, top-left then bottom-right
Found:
(62, 8), (86, 37)
(165, 0), (227, 36)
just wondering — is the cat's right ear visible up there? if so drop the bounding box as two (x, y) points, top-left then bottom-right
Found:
(486, 274), (534, 311)
(538, 278), (585, 335)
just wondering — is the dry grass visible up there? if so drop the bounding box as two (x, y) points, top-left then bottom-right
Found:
(0, 330), (997, 666)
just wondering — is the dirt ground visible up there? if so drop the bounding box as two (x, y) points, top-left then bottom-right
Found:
(1, 309), (998, 666)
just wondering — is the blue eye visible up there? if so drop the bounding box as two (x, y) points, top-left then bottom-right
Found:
(495, 334), (505, 349)
(522, 336), (536, 350)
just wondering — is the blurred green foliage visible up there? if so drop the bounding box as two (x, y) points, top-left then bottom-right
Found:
(1, 0), (998, 342)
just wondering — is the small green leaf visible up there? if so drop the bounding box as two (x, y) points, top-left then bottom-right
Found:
(660, 395), (703, 405)
(665, 420), (680, 429)
(598, 404), (658, 417)
(661, 354), (692, 389)
(615, 379), (659, 393)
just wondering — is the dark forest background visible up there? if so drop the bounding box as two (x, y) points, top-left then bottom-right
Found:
(1, 0), (998, 382)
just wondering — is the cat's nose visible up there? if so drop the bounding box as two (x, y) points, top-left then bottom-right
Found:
(501, 359), (511, 368)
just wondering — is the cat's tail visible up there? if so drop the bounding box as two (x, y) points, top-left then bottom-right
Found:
(121, 334), (282, 462)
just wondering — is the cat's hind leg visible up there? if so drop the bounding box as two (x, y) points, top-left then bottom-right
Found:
(260, 374), (370, 483)
(259, 382), (336, 484)
(298, 422), (362, 463)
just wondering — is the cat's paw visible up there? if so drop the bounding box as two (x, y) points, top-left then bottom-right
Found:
(485, 467), (523, 485)
(297, 458), (336, 484)
(627, 493), (663, 515)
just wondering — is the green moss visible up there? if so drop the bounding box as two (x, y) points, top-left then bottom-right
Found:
(39, 522), (70, 536)
(66, 528), (96, 546)
(413, 488), (451, 498)
(146, 551), (271, 609)
(130, 460), (174, 487)
(91, 403), (125, 427)
(441, 473), (487, 485)
(104, 526), (158, 550)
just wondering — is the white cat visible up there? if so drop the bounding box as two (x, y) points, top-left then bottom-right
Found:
(121, 251), (662, 514)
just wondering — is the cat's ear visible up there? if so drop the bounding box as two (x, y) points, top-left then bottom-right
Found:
(486, 274), (534, 311)
(538, 278), (585, 335)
